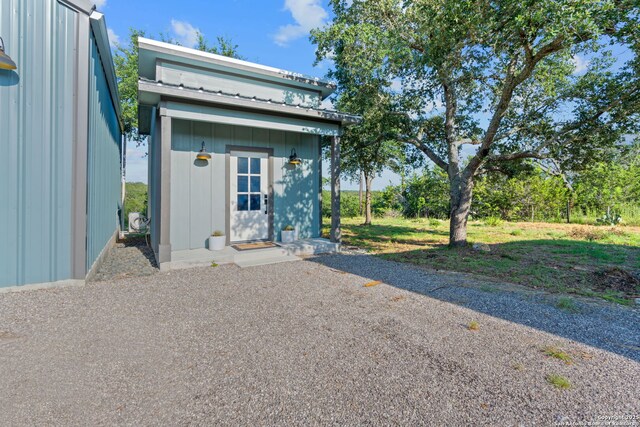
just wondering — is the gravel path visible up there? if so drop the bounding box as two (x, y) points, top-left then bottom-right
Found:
(91, 236), (158, 282)
(1, 254), (638, 425)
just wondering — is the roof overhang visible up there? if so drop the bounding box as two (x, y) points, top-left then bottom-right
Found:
(138, 37), (337, 99)
(138, 78), (361, 136)
(159, 101), (343, 137)
(90, 11), (124, 131)
(57, 0), (94, 15)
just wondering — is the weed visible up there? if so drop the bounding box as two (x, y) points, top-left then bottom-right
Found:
(484, 216), (503, 227)
(468, 321), (480, 331)
(512, 363), (525, 371)
(546, 374), (571, 389)
(211, 262), (219, 268)
(556, 297), (579, 313)
(429, 218), (443, 227)
(543, 346), (573, 364)
(510, 229), (523, 236)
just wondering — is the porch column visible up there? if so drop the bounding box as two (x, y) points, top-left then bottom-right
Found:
(330, 134), (341, 243)
(158, 113), (172, 263)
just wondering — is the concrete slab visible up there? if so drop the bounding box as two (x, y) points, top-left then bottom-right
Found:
(164, 238), (339, 271)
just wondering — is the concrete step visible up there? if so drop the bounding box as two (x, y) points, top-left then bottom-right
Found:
(232, 246), (288, 263)
(234, 254), (301, 268)
(280, 239), (341, 256)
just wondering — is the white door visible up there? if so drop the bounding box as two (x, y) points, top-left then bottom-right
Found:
(230, 151), (269, 242)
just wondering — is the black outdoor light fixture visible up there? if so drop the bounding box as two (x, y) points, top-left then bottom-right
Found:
(0, 37), (17, 71)
(288, 148), (301, 165)
(196, 141), (211, 161)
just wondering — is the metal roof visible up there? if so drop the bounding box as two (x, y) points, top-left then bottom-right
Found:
(89, 11), (123, 131)
(138, 77), (361, 133)
(138, 37), (337, 99)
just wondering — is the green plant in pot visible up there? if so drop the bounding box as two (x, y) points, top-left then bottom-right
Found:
(281, 225), (296, 243)
(209, 230), (226, 251)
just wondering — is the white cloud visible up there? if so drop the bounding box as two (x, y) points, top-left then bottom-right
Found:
(572, 55), (590, 74)
(93, 0), (107, 9)
(107, 28), (120, 48)
(171, 19), (200, 48)
(274, 0), (328, 47)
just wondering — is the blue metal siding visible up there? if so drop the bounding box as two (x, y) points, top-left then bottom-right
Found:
(0, 0), (77, 287)
(86, 31), (122, 271)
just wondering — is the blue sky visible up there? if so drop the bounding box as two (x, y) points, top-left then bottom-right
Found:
(96, 0), (400, 189)
(97, 1), (632, 191)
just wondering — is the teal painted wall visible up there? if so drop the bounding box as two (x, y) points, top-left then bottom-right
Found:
(169, 120), (320, 251)
(86, 31), (122, 272)
(0, 0), (77, 287)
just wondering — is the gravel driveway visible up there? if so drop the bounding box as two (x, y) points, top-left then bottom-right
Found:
(1, 254), (638, 425)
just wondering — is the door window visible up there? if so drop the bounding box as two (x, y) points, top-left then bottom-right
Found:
(236, 156), (262, 212)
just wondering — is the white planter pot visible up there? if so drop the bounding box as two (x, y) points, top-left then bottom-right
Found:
(281, 230), (295, 243)
(208, 235), (226, 251)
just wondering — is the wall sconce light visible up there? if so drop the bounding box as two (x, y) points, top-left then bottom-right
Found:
(196, 141), (211, 161)
(288, 148), (301, 165)
(0, 37), (17, 70)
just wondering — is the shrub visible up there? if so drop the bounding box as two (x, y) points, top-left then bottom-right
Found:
(595, 210), (622, 226)
(484, 216), (503, 227)
(568, 227), (606, 241)
(429, 218), (442, 227)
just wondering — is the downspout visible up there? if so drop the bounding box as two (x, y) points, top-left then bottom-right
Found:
(121, 133), (126, 237)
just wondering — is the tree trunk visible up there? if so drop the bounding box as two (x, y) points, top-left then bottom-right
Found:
(449, 177), (473, 247)
(358, 171), (364, 216)
(363, 173), (373, 226)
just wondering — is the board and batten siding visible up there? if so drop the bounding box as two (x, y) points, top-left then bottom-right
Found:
(85, 30), (122, 272)
(169, 120), (320, 251)
(0, 0), (77, 287)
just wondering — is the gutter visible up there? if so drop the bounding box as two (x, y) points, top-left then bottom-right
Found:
(89, 11), (125, 132)
(138, 78), (361, 126)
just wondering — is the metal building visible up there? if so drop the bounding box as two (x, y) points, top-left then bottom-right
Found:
(137, 38), (359, 270)
(0, 0), (123, 289)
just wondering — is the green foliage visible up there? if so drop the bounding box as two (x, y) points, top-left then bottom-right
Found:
(596, 211), (623, 226)
(113, 29), (144, 143)
(402, 168), (449, 218)
(124, 182), (148, 228)
(484, 217), (503, 227)
(314, 0), (640, 245)
(428, 219), (442, 227)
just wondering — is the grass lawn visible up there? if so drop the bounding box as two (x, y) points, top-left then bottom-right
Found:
(323, 217), (640, 304)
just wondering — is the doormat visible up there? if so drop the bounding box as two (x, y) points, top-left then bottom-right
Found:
(232, 241), (279, 251)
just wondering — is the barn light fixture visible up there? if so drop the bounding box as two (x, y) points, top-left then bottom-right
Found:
(0, 37), (17, 71)
(288, 148), (301, 165)
(196, 141), (211, 161)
